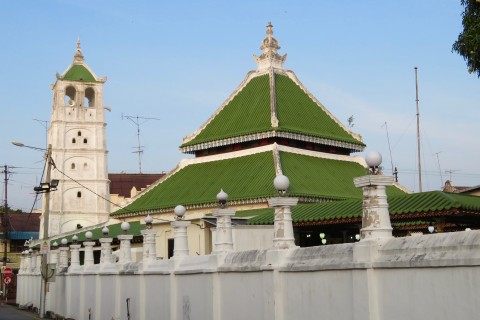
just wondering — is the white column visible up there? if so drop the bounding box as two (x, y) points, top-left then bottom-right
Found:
(68, 244), (81, 271)
(268, 197), (298, 249)
(171, 220), (191, 257)
(99, 238), (113, 264)
(35, 254), (42, 273)
(25, 254), (32, 274)
(354, 175), (394, 240)
(58, 247), (69, 269)
(141, 230), (157, 262)
(83, 241), (96, 266)
(118, 235), (133, 264)
(49, 249), (59, 266)
(212, 208), (235, 253)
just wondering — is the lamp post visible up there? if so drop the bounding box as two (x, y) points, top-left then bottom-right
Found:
(12, 141), (56, 318)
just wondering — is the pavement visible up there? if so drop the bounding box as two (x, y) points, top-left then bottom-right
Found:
(0, 301), (41, 320)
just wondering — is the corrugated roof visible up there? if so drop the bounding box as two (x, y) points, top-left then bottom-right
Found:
(246, 191), (480, 225)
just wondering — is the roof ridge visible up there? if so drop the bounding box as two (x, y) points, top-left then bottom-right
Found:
(181, 70), (260, 146)
(269, 68), (279, 127)
(283, 70), (363, 144)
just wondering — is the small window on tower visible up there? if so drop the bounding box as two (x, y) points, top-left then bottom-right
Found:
(72, 138), (76, 144)
(83, 163), (88, 169)
(71, 163), (75, 170)
(77, 191), (82, 198)
(78, 131), (81, 136)
(83, 138), (87, 144)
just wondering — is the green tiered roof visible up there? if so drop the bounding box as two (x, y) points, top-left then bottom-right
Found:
(275, 74), (359, 144)
(245, 191), (480, 225)
(180, 24), (364, 154)
(112, 149), (407, 217)
(113, 151), (278, 216)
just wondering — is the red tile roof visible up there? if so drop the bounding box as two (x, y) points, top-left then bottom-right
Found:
(109, 173), (165, 198)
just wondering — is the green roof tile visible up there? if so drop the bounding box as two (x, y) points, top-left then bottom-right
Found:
(181, 72), (364, 151)
(113, 151), (277, 215)
(51, 221), (145, 243)
(63, 64), (97, 82)
(246, 191), (480, 225)
(275, 74), (362, 145)
(181, 75), (271, 147)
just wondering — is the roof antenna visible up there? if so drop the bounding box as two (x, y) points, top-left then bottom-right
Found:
(433, 151), (444, 188)
(381, 121), (394, 175)
(122, 114), (161, 173)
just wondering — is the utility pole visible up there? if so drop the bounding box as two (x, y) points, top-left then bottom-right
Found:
(415, 67), (422, 192)
(1, 165), (10, 296)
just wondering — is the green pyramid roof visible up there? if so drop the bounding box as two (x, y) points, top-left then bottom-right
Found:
(63, 64), (97, 82)
(181, 71), (364, 154)
(112, 147), (406, 218)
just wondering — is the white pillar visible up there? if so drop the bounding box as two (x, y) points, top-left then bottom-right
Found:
(268, 197), (298, 249)
(99, 238), (113, 265)
(49, 249), (59, 266)
(213, 208), (235, 253)
(118, 235), (133, 264)
(25, 254), (32, 273)
(354, 175), (394, 240)
(141, 229), (157, 262)
(171, 220), (191, 257)
(58, 247), (69, 269)
(68, 244), (81, 271)
(35, 254), (42, 273)
(83, 241), (96, 266)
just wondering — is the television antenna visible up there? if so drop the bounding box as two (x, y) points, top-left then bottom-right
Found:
(121, 114), (161, 173)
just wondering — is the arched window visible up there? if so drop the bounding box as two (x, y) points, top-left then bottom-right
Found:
(83, 163), (88, 169)
(65, 86), (76, 107)
(83, 138), (87, 144)
(78, 131), (81, 136)
(71, 163), (75, 170)
(72, 138), (76, 143)
(84, 87), (95, 108)
(77, 191), (82, 198)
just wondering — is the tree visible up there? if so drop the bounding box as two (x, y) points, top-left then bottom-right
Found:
(452, 0), (480, 77)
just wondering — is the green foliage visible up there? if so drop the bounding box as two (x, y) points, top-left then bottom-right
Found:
(452, 0), (480, 77)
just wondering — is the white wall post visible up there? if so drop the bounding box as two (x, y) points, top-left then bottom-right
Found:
(83, 241), (96, 267)
(118, 235), (134, 264)
(58, 247), (69, 269)
(171, 220), (191, 257)
(354, 176), (394, 240)
(212, 189), (235, 254)
(141, 229), (157, 262)
(268, 175), (298, 250)
(99, 238), (113, 265)
(68, 244), (81, 272)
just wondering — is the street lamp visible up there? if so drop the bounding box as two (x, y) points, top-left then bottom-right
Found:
(12, 141), (56, 318)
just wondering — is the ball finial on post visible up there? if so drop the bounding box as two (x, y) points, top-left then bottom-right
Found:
(174, 205), (186, 220)
(274, 174), (290, 197)
(365, 151), (382, 175)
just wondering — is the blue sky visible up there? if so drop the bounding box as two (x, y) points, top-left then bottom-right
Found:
(1, 1), (479, 211)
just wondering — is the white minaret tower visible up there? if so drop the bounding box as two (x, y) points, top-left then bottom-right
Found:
(43, 40), (110, 237)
